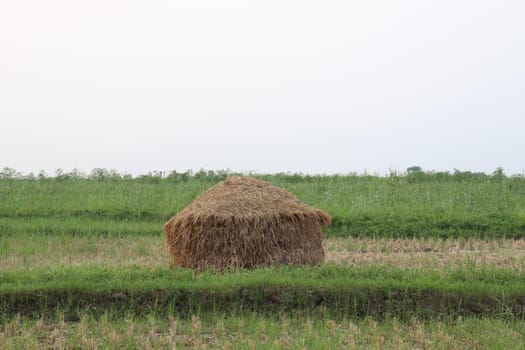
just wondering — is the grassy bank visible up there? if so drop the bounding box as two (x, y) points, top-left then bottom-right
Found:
(1, 265), (524, 320)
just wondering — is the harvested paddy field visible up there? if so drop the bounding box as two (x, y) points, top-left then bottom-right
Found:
(3, 313), (525, 349)
(325, 238), (525, 271)
(2, 236), (525, 273)
(2, 171), (525, 347)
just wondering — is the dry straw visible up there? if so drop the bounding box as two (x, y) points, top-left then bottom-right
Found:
(163, 176), (331, 270)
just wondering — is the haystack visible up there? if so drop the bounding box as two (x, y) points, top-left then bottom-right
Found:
(163, 176), (331, 269)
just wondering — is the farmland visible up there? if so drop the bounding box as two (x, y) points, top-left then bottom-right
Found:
(1, 169), (525, 348)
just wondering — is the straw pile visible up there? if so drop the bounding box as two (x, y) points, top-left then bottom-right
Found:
(163, 176), (331, 270)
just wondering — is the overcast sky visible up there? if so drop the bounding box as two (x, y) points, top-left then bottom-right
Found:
(1, 1), (524, 176)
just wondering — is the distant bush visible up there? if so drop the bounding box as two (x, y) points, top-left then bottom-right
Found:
(0, 167), (21, 179)
(0, 166), (520, 184)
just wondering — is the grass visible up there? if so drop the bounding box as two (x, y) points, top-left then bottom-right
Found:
(2, 170), (525, 346)
(324, 237), (525, 271)
(1, 171), (525, 239)
(1, 265), (524, 320)
(0, 216), (160, 237)
(2, 313), (525, 349)
(2, 235), (525, 273)
(0, 234), (165, 272)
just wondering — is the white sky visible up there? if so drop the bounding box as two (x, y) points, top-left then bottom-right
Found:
(1, 1), (524, 176)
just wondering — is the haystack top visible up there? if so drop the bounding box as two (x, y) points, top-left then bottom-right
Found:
(176, 176), (330, 224)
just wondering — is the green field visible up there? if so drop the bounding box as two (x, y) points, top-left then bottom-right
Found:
(2, 169), (525, 239)
(1, 169), (525, 348)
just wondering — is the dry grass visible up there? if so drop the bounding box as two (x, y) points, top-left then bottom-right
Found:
(325, 238), (525, 271)
(0, 236), (169, 272)
(2, 236), (525, 273)
(1, 312), (524, 350)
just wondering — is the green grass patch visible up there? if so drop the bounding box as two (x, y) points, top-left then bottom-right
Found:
(0, 217), (161, 237)
(1, 265), (524, 321)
